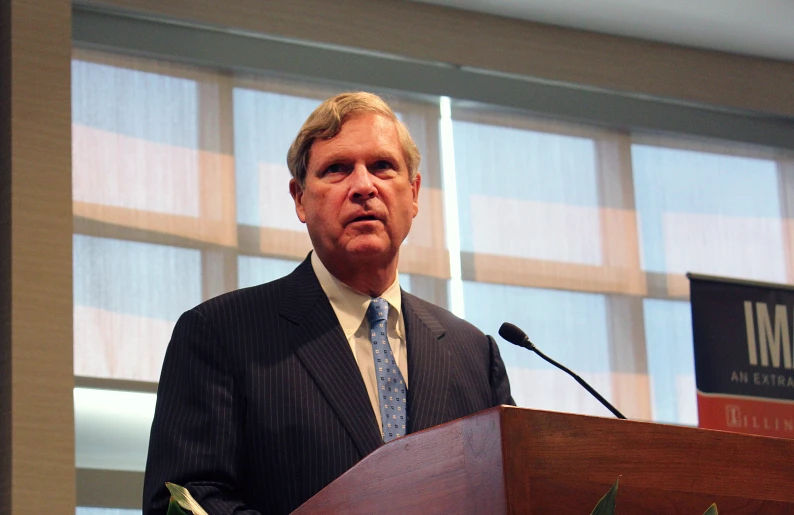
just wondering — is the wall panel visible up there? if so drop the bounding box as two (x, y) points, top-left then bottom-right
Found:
(1, 0), (75, 513)
(75, 0), (794, 117)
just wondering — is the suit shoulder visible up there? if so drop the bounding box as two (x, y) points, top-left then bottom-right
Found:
(403, 292), (487, 338)
(190, 275), (290, 320)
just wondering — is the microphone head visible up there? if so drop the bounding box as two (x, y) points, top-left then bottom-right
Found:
(498, 322), (533, 349)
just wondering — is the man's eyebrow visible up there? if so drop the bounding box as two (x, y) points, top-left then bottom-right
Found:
(310, 153), (351, 168)
(371, 153), (399, 162)
(312, 151), (401, 167)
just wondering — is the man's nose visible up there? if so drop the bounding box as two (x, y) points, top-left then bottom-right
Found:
(348, 163), (376, 198)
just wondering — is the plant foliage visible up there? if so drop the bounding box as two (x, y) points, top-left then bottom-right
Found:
(591, 478), (619, 515)
(591, 478), (718, 515)
(165, 483), (209, 515)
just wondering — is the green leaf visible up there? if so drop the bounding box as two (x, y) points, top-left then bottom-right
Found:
(591, 478), (619, 515)
(165, 483), (210, 515)
(167, 498), (189, 515)
(703, 503), (718, 515)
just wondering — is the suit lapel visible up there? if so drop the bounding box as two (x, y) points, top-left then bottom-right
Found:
(403, 292), (451, 433)
(279, 257), (383, 458)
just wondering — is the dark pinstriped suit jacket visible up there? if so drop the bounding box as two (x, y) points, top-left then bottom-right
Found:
(143, 255), (513, 515)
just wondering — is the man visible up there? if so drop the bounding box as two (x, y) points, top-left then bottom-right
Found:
(143, 92), (513, 515)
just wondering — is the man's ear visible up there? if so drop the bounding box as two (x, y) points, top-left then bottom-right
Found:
(289, 178), (307, 223)
(411, 172), (422, 218)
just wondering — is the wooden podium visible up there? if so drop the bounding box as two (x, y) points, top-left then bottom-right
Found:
(292, 406), (794, 514)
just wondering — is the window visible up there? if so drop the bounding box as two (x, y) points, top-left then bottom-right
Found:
(71, 47), (794, 510)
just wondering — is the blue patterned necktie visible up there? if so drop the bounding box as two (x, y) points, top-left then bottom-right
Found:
(367, 297), (407, 442)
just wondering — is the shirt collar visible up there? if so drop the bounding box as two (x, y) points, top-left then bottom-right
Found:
(311, 251), (403, 338)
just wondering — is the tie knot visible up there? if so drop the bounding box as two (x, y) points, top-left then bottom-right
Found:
(367, 297), (389, 324)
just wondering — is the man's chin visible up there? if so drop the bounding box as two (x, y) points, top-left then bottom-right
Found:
(339, 238), (396, 262)
(343, 243), (391, 259)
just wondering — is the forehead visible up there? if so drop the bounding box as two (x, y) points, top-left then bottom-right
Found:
(308, 114), (403, 165)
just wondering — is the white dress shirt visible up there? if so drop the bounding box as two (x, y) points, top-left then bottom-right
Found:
(310, 252), (409, 434)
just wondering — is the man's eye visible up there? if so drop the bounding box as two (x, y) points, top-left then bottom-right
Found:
(324, 164), (346, 175)
(372, 160), (394, 171)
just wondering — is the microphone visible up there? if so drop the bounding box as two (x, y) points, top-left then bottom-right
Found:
(498, 322), (627, 420)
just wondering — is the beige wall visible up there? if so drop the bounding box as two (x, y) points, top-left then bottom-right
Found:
(0, 1), (75, 514)
(1, 1), (10, 508)
(77, 0), (794, 116)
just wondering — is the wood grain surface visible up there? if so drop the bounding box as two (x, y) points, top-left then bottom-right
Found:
(2, 0), (75, 513)
(294, 406), (794, 514)
(503, 407), (794, 514)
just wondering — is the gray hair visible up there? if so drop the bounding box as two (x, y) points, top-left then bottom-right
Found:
(287, 92), (420, 187)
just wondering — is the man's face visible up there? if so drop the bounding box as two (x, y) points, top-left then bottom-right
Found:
(290, 113), (421, 270)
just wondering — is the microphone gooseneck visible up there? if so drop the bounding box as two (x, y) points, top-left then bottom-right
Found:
(498, 322), (627, 420)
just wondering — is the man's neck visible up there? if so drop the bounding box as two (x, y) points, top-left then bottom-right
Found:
(313, 251), (398, 297)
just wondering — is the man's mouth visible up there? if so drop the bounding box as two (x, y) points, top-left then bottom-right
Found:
(350, 214), (380, 223)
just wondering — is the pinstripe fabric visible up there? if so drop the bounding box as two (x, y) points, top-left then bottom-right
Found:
(143, 255), (514, 515)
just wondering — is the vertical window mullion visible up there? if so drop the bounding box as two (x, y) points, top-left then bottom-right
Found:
(439, 97), (465, 318)
(595, 132), (651, 420)
(198, 73), (238, 301)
